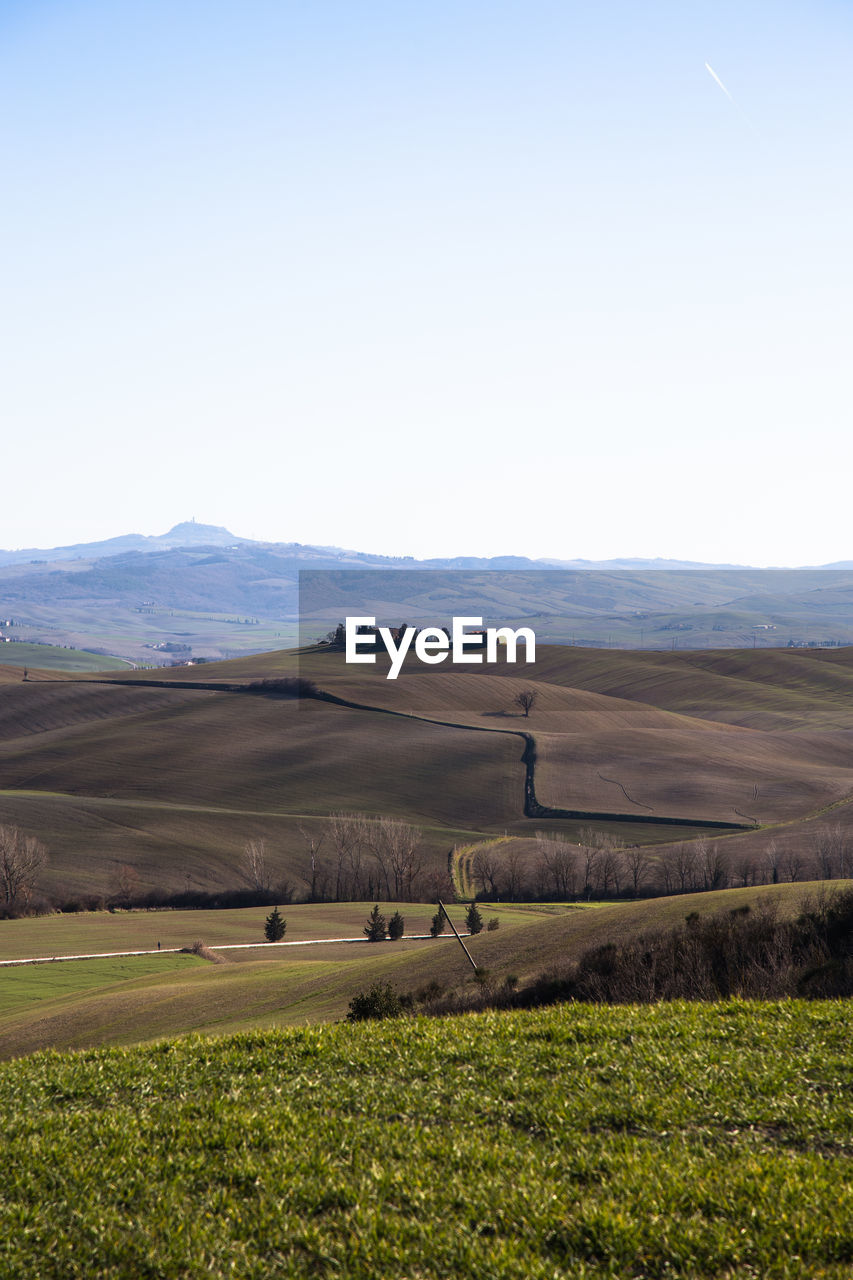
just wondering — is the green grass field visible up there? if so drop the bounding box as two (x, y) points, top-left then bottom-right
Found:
(0, 900), (524, 961)
(0, 598), (298, 667)
(0, 901), (568, 1058)
(1, 885), (841, 1060)
(0, 953), (203, 1014)
(0, 999), (849, 1278)
(0, 642), (128, 672)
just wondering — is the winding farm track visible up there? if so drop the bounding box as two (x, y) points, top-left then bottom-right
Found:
(92, 678), (751, 832)
(280, 686), (752, 831)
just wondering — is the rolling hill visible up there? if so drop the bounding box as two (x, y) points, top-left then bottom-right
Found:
(0, 642), (851, 908)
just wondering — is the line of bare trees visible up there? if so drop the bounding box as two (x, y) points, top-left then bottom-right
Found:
(470, 824), (853, 902)
(298, 813), (441, 902)
(472, 831), (655, 901)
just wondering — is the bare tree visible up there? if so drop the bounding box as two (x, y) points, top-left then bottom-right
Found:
(580, 844), (600, 899)
(240, 839), (272, 893)
(502, 847), (527, 899)
(762, 840), (781, 886)
(473, 846), (501, 897)
(697, 838), (729, 891)
(578, 828), (625, 898)
(513, 689), (538, 718)
(661, 858), (675, 895)
(812, 827), (836, 880)
(369, 817), (423, 900)
(111, 862), (140, 905)
(536, 833), (579, 898)
(732, 852), (755, 889)
(782, 847), (804, 883)
(828, 823), (848, 879)
(298, 824), (327, 901)
(316, 814), (424, 902)
(598, 839), (625, 896)
(670, 843), (698, 893)
(623, 846), (652, 897)
(0, 826), (47, 913)
(328, 812), (365, 900)
(421, 865), (455, 902)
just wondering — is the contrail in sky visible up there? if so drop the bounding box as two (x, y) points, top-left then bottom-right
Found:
(704, 61), (735, 103)
(704, 60), (759, 137)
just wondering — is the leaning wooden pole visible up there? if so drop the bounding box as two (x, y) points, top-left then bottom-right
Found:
(438, 900), (478, 972)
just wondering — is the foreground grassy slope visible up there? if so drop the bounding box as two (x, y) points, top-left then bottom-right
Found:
(0, 1000), (850, 1278)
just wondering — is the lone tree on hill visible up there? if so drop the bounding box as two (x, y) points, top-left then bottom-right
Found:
(364, 904), (387, 941)
(264, 906), (286, 942)
(465, 901), (483, 934)
(388, 910), (405, 940)
(513, 689), (538, 718)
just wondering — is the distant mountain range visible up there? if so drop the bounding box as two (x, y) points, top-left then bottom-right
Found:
(2, 520), (849, 571)
(0, 522), (250, 568)
(1, 523), (853, 665)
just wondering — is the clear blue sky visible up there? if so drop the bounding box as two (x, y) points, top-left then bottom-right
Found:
(2, 1), (851, 564)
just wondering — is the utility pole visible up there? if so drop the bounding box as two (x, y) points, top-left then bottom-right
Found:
(437, 900), (478, 972)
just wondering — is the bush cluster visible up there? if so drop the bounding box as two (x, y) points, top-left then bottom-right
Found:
(244, 678), (320, 699)
(346, 982), (404, 1022)
(529, 890), (853, 1004)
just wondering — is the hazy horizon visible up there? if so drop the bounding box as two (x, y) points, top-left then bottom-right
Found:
(3, 2), (851, 565)
(1, 515), (851, 570)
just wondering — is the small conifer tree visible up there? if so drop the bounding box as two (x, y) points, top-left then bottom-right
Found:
(388, 910), (405, 940)
(429, 908), (446, 937)
(364, 903), (387, 941)
(264, 906), (286, 942)
(466, 901), (484, 934)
